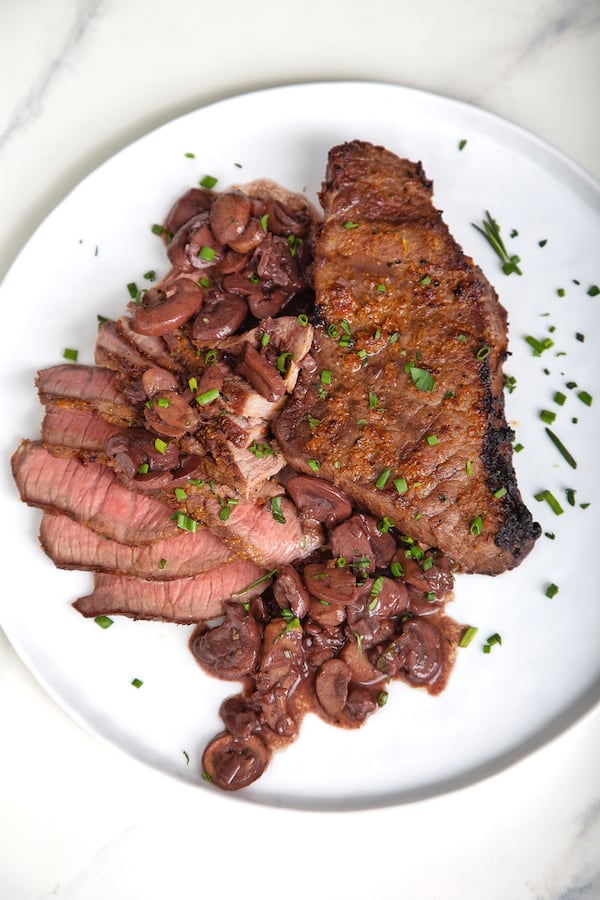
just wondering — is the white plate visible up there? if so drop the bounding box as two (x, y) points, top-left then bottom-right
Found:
(1, 82), (599, 810)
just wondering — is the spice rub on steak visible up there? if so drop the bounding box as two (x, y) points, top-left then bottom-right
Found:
(274, 140), (540, 575)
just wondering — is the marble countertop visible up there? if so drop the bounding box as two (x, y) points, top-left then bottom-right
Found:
(1, 1), (599, 898)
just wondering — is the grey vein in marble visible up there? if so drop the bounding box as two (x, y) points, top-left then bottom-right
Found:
(520, 0), (600, 59)
(0, 0), (106, 153)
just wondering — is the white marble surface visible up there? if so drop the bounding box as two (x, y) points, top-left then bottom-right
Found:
(1, 1), (599, 898)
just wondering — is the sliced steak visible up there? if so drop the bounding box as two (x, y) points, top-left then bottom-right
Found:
(274, 140), (540, 575)
(41, 404), (122, 458)
(178, 481), (323, 568)
(73, 562), (269, 624)
(39, 511), (233, 579)
(36, 364), (138, 425)
(11, 441), (180, 545)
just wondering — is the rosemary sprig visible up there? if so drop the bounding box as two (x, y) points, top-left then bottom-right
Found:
(472, 211), (522, 276)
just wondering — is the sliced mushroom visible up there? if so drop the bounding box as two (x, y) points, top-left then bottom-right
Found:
(273, 564), (311, 619)
(286, 475), (352, 528)
(209, 190), (252, 245)
(191, 604), (261, 680)
(303, 563), (358, 606)
(191, 292), (248, 343)
(131, 278), (204, 336)
(143, 390), (198, 438)
(234, 341), (286, 402)
(202, 732), (270, 791)
(165, 188), (213, 235)
(376, 618), (443, 687)
(340, 639), (387, 686)
(314, 658), (351, 721)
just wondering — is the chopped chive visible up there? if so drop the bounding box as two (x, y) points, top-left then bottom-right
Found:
(196, 388), (220, 406)
(534, 489), (564, 515)
(524, 335), (554, 355)
(63, 347), (78, 361)
(476, 345), (490, 360)
(126, 281), (139, 299)
(343, 221), (359, 229)
(307, 459), (320, 472)
(154, 438), (168, 454)
(231, 569), (277, 598)
(198, 245), (216, 261)
(270, 495), (286, 524)
(368, 391), (379, 410)
(156, 397), (170, 408)
(176, 512), (198, 532)
(470, 515), (483, 535)
(458, 139), (468, 151)
(459, 625), (478, 648)
(377, 283), (386, 293)
(394, 477), (408, 495)
(514, 442), (524, 452)
(131, 678), (143, 688)
(320, 369), (332, 385)
(426, 434), (439, 446)
(466, 459), (473, 476)
(151, 223), (164, 235)
(556, 288), (565, 297)
(144, 270), (156, 281)
(545, 583), (559, 599)
(277, 351), (293, 373)
(577, 390), (592, 407)
(540, 409), (556, 425)
(545, 427), (577, 469)
(159, 558), (167, 570)
(587, 284), (599, 297)
(94, 615), (113, 629)
(420, 275), (431, 286)
(494, 487), (507, 499)
(174, 487), (187, 501)
(297, 313), (309, 326)
(260, 332), (271, 347)
(260, 213), (269, 232)
(375, 467), (391, 490)
(200, 174), (218, 189)
(377, 516), (395, 534)
(565, 488), (576, 506)
(138, 463), (149, 474)
(553, 391), (566, 406)
(472, 211), (522, 275)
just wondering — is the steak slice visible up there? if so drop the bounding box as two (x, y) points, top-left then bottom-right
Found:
(39, 511), (233, 579)
(274, 140), (540, 575)
(36, 364), (137, 426)
(11, 441), (180, 545)
(41, 405), (123, 459)
(73, 562), (269, 624)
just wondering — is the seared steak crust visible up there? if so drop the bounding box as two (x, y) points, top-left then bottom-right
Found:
(274, 141), (540, 575)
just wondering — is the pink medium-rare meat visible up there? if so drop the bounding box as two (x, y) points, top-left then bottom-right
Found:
(274, 140), (540, 575)
(73, 562), (269, 624)
(11, 441), (180, 545)
(39, 512), (233, 579)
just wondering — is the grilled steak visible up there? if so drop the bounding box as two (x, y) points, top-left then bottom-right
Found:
(73, 562), (269, 624)
(11, 441), (180, 545)
(274, 140), (540, 575)
(39, 511), (233, 579)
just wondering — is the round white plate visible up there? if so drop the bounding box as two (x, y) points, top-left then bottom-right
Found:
(1, 82), (599, 810)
